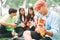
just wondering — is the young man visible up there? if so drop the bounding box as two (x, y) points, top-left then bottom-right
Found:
(0, 8), (17, 37)
(23, 0), (60, 40)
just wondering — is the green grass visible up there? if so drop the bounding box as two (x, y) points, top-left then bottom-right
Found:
(0, 38), (8, 40)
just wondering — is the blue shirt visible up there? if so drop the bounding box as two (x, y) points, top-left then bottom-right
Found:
(34, 10), (60, 40)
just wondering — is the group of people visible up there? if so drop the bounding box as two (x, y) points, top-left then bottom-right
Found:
(0, 0), (60, 40)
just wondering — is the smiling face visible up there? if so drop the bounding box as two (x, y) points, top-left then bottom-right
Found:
(10, 12), (16, 17)
(12, 13), (17, 16)
(37, 6), (48, 15)
(28, 9), (34, 15)
(27, 22), (30, 27)
(19, 8), (25, 15)
(34, 0), (48, 16)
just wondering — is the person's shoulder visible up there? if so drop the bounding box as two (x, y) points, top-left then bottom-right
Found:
(2, 14), (9, 19)
(50, 10), (59, 18)
(0, 14), (9, 22)
(34, 11), (39, 15)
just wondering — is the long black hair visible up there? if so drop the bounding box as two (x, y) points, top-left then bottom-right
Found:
(28, 7), (35, 21)
(19, 8), (25, 22)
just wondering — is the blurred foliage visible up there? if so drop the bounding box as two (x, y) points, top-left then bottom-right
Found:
(0, 0), (58, 8)
(5, 0), (37, 8)
(5, 0), (60, 8)
(46, 0), (60, 7)
(6, 0), (24, 8)
(53, 0), (60, 2)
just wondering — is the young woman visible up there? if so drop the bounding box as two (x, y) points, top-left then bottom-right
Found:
(27, 7), (35, 22)
(15, 8), (27, 37)
(26, 7), (35, 31)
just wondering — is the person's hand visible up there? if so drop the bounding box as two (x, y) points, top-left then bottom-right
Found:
(21, 23), (26, 28)
(34, 22), (37, 28)
(26, 22), (30, 27)
(12, 31), (15, 36)
(35, 27), (46, 37)
(10, 23), (16, 28)
(39, 28), (46, 37)
(35, 27), (40, 33)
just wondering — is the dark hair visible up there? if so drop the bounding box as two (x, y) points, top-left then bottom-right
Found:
(19, 8), (25, 22)
(28, 7), (35, 21)
(9, 8), (17, 14)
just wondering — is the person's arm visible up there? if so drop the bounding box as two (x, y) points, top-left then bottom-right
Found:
(35, 26), (46, 37)
(46, 15), (60, 37)
(0, 22), (11, 26)
(0, 15), (17, 28)
(46, 30), (53, 36)
(34, 13), (38, 28)
(0, 15), (11, 26)
(0, 22), (16, 28)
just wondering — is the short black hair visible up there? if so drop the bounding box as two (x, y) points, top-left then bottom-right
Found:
(9, 8), (17, 14)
